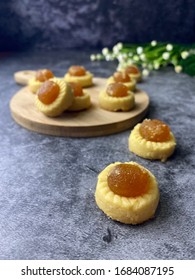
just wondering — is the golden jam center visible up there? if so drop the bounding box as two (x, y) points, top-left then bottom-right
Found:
(69, 82), (83, 96)
(125, 65), (139, 75)
(37, 81), (60, 105)
(113, 71), (131, 82)
(139, 119), (171, 142)
(68, 65), (86, 76)
(107, 163), (149, 197)
(35, 69), (54, 82)
(106, 83), (129, 97)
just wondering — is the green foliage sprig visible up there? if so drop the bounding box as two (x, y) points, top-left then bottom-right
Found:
(90, 41), (195, 77)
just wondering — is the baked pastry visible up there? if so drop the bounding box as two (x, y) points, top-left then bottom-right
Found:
(35, 77), (73, 117)
(123, 64), (142, 82)
(129, 119), (176, 162)
(28, 69), (54, 93)
(107, 71), (136, 91)
(64, 65), (93, 87)
(95, 161), (160, 224)
(99, 82), (135, 112)
(67, 82), (91, 111)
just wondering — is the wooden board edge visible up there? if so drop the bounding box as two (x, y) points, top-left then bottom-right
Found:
(10, 104), (149, 137)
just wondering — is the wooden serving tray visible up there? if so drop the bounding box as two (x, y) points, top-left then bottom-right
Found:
(10, 75), (149, 137)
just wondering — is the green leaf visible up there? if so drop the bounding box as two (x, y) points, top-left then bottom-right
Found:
(180, 55), (195, 76)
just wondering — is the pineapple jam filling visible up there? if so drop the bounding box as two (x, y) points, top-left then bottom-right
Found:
(68, 65), (86, 76)
(35, 69), (54, 82)
(69, 82), (84, 96)
(107, 163), (149, 197)
(37, 81), (60, 105)
(113, 71), (131, 83)
(139, 119), (171, 142)
(125, 65), (139, 74)
(106, 83), (129, 97)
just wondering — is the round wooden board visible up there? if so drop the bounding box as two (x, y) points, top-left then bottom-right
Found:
(10, 77), (149, 137)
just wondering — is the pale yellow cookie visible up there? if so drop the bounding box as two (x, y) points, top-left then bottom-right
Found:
(64, 71), (93, 87)
(129, 122), (176, 162)
(28, 69), (55, 94)
(128, 71), (142, 82)
(28, 78), (42, 94)
(107, 76), (136, 91)
(99, 89), (135, 112)
(95, 161), (160, 224)
(122, 65), (142, 82)
(35, 78), (73, 117)
(68, 92), (91, 111)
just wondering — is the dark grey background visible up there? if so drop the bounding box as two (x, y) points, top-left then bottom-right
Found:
(1, 0), (195, 51)
(0, 50), (194, 259)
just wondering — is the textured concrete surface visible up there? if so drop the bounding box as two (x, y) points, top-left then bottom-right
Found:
(0, 50), (195, 260)
(1, 0), (195, 51)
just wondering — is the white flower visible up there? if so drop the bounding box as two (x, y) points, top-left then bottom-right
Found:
(133, 55), (140, 62)
(154, 62), (160, 70)
(116, 42), (123, 50)
(137, 46), (143, 55)
(117, 54), (125, 62)
(113, 45), (120, 54)
(123, 53), (128, 58)
(105, 54), (112, 61)
(90, 54), (96, 61)
(140, 53), (146, 61)
(166, 44), (173, 51)
(142, 69), (150, 77)
(113, 42), (123, 54)
(151, 40), (157, 46)
(128, 52), (133, 57)
(102, 48), (109, 56)
(96, 54), (102, 60)
(162, 52), (170, 60)
(181, 51), (189, 59)
(175, 65), (182, 73)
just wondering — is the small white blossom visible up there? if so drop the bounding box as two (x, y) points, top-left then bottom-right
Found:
(113, 45), (119, 54)
(118, 60), (128, 70)
(162, 52), (170, 60)
(148, 64), (153, 70)
(151, 40), (157, 46)
(166, 44), (173, 51)
(116, 42), (123, 50)
(122, 53), (128, 58)
(181, 51), (189, 59)
(102, 48), (109, 56)
(154, 62), (160, 70)
(126, 59), (133, 65)
(140, 53), (146, 61)
(175, 65), (182, 73)
(113, 42), (123, 54)
(128, 52), (133, 57)
(137, 46), (143, 55)
(117, 54), (125, 62)
(142, 69), (150, 77)
(90, 54), (96, 61)
(105, 54), (113, 61)
(133, 55), (140, 62)
(96, 54), (102, 60)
